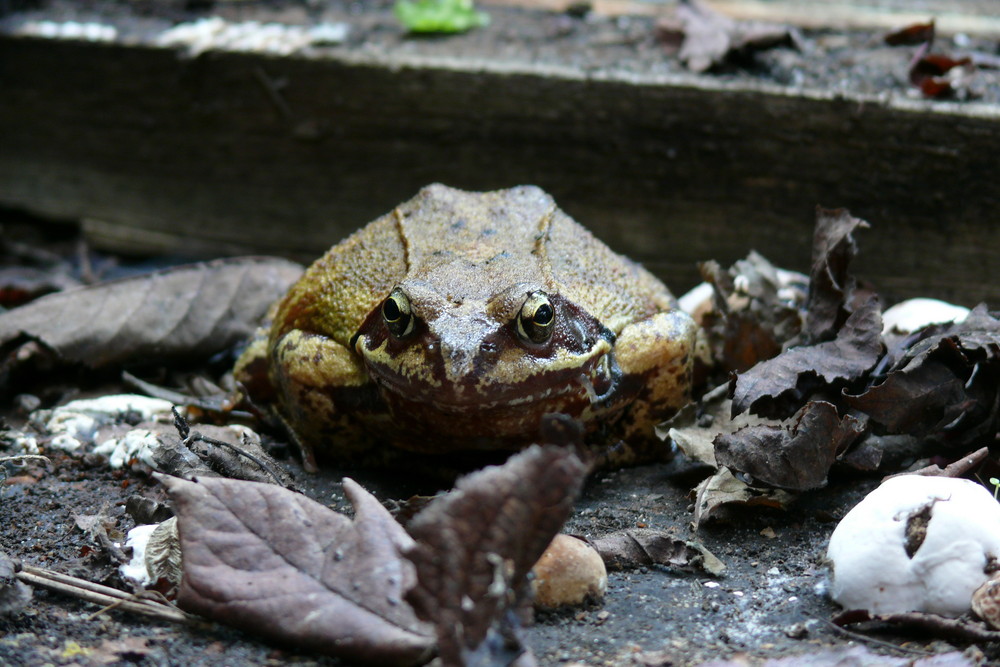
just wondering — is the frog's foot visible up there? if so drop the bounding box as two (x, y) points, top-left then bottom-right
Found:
(612, 310), (697, 458)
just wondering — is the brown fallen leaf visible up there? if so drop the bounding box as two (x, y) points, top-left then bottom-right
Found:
(910, 44), (976, 99)
(847, 305), (1000, 450)
(661, 0), (796, 73)
(163, 475), (435, 666)
(0, 257), (302, 377)
(884, 20), (935, 47)
(693, 468), (794, 529)
(802, 207), (870, 344)
(658, 384), (771, 469)
(156, 409), (294, 488)
(714, 401), (865, 491)
(405, 445), (588, 666)
(698, 252), (806, 374)
(588, 529), (725, 576)
(0, 550), (32, 616)
(730, 294), (883, 419)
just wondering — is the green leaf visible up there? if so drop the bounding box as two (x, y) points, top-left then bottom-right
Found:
(394, 0), (489, 34)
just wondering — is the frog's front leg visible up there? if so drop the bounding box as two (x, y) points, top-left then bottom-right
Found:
(609, 310), (697, 464)
(265, 329), (378, 470)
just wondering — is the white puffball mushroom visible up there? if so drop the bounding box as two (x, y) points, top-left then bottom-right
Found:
(881, 298), (969, 335)
(827, 474), (1000, 616)
(678, 282), (714, 322)
(531, 534), (607, 608)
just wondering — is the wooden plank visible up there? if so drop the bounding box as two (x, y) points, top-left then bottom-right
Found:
(0, 21), (998, 306)
(487, 0), (1000, 34)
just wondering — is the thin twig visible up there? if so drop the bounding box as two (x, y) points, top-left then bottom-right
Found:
(17, 565), (193, 624)
(825, 618), (935, 656)
(172, 407), (287, 487)
(122, 371), (232, 414)
(0, 455), (51, 466)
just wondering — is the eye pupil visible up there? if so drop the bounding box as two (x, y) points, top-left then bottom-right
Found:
(383, 298), (401, 322)
(533, 303), (553, 326)
(517, 291), (554, 344)
(382, 290), (414, 338)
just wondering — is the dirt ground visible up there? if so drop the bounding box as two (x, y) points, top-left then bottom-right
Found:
(0, 407), (985, 667)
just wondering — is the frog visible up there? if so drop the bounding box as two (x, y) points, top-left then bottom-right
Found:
(234, 184), (696, 471)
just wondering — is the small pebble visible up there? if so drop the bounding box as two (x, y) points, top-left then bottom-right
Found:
(531, 534), (607, 608)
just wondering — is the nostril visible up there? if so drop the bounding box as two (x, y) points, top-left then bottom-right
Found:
(479, 341), (498, 355)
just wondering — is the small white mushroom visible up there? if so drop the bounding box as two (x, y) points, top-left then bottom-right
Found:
(827, 475), (1000, 616)
(881, 298), (969, 336)
(531, 534), (607, 608)
(120, 518), (181, 589)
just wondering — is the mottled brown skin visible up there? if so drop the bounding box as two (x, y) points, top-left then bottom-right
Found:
(234, 184), (696, 470)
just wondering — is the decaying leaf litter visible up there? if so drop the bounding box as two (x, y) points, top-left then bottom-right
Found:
(2, 198), (999, 666)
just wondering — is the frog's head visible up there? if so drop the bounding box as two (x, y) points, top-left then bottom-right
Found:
(350, 266), (621, 442)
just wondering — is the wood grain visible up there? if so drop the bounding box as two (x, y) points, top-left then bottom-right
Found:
(0, 34), (997, 306)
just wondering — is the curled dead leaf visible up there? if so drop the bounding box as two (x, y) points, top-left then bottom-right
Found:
(664, 0), (796, 73)
(164, 475), (434, 666)
(589, 529), (725, 577)
(0, 257), (302, 376)
(693, 468), (794, 529)
(731, 295), (882, 419)
(847, 306), (1000, 450)
(802, 207), (869, 343)
(715, 401), (865, 492)
(404, 445), (588, 666)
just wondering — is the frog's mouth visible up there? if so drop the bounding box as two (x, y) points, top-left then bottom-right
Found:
(366, 347), (620, 414)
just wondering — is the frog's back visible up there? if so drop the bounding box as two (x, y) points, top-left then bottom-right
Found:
(400, 184), (676, 335)
(533, 195), (677, 335)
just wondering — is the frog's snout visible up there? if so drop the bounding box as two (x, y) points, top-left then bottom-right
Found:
(429, 313), (497, 382)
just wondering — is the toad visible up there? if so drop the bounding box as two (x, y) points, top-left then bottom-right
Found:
(235, 184), (696, 470)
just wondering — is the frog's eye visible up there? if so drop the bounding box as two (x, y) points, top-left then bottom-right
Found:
(517, 291), (554, 344)
(382, 289), (415, 338)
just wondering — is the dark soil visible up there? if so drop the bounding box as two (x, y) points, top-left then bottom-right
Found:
(0, 408), (977, 667)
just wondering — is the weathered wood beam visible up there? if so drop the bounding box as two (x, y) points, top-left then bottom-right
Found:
(1, 24), (997, 305)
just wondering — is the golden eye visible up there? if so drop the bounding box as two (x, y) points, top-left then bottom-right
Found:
(382, 288), (414, 338)
(517, 291), (554, 344)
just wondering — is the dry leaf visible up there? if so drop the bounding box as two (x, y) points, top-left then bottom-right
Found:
(802, 208), (870, 343)
(698, 252), (806, 374)
(163, 475), (434, 666)
(884, 20), (935, 47)
(0, 551), (32, 616)
(0, 257), (302, 374)
(909, 44), (976, 99)
(659, 385), (771, 469)
(714, 401), (865, 491)
(404, 445), (587, 666)
(693, 468), (794, 529)
(589, 529), (725, 576)
(847, 306), (1000, 450)
(731, 294), (883, 419)
(666, 0), (796, 73)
